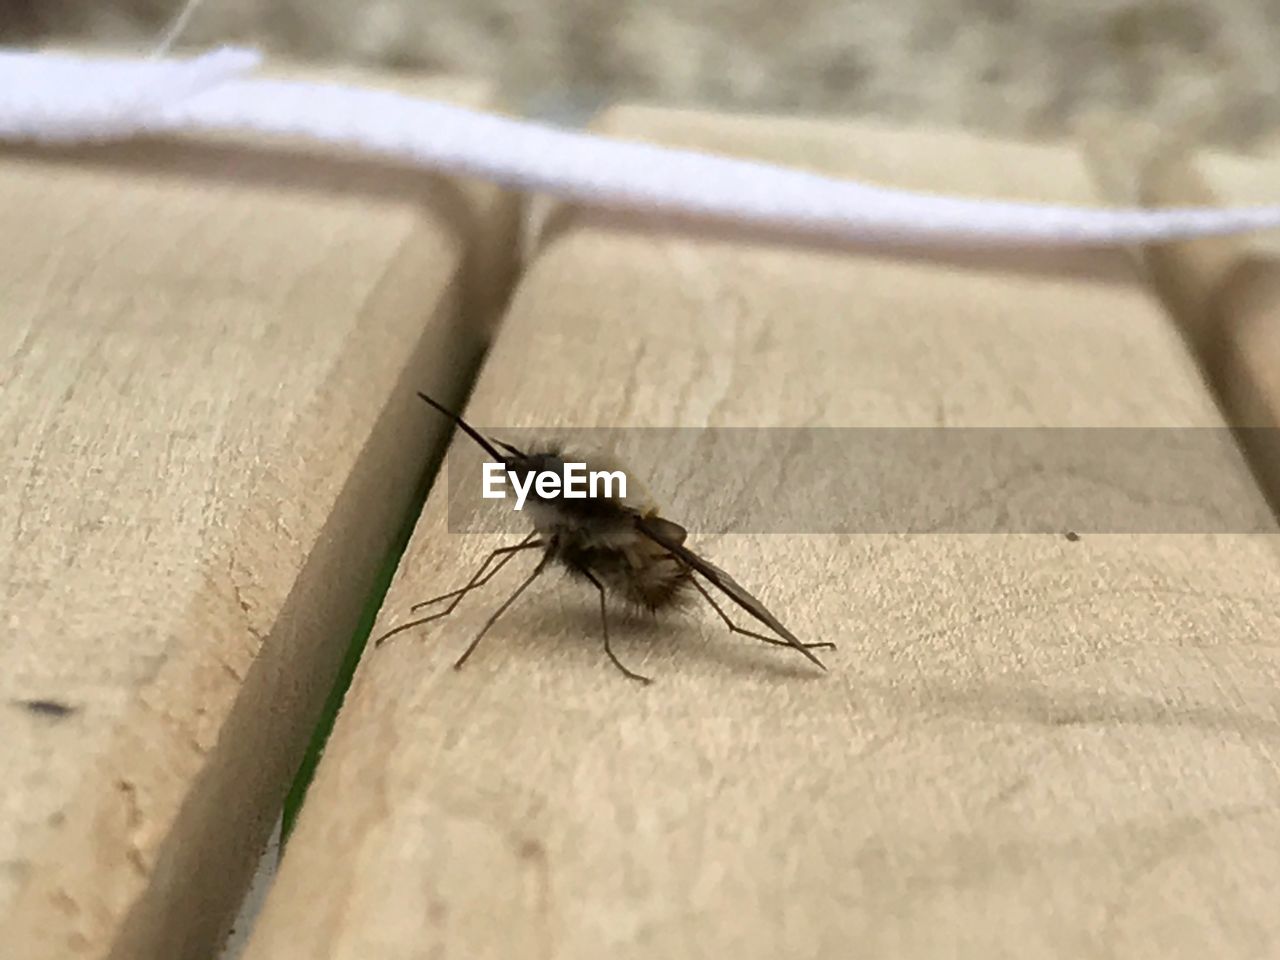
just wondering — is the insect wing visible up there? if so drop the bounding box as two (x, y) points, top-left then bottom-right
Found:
(634, 517), (824, 668)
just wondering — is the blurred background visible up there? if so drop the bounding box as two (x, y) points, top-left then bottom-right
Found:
(2, 0), (1279, 146)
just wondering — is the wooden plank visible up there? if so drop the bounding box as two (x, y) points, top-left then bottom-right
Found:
(1172, 149), (1280, 432)
(244, 111), (1280, 960)
(1093, 138), (1280, 503)
(0, 73), (516, 960)
(1079, 118), (1245, 363)
(1170, 149), (1280, 502)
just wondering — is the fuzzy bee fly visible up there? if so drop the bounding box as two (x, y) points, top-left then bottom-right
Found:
(372, 393), (833, 683)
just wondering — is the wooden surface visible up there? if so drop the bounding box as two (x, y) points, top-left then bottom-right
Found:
(1170, 149), (1280, 498)
(1174, 149), (1280, 517)
(1101, 138), (1280, 502)
(0, 76), (514, 960)
(242, 110), (1280, 959)
(1079, 117), (1244, 364)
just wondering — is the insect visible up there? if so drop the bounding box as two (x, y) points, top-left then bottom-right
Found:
(372, 392), (834, 683)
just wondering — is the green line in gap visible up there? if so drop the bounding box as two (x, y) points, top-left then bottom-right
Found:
(278, 439), (446, 846)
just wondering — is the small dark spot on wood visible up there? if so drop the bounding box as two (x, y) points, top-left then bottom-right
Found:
(517, 838), (545, 861)
(13, 698), (77, 718)
(1064, 531), (1081, 542)
(1050, 712), (1090, 726)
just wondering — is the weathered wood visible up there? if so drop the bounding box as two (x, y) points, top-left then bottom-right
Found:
(245, 110), (1280, 960)
(0, 72), (515, 960)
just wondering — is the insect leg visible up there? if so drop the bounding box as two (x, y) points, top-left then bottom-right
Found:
(580, 570), (652, 685)
(410, 532), (539, 611)
(687, 575), (835, 657)
(373, 535), (544, 649)
(454, 547), (553, 670)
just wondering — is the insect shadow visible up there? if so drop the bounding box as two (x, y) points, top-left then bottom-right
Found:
(373, 393), (834, 684)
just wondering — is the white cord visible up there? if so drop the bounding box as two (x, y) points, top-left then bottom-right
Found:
(148, 0), (210, 59)
(0, 48), (258, 142)
(1, 46), (1277, 248)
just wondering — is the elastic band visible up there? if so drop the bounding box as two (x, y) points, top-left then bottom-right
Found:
(1, 46), (1275, 248)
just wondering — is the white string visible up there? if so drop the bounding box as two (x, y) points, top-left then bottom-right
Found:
(0, 48), (257, 143)
(2, 45), (1279, 248)
(148, 0), (210, 59)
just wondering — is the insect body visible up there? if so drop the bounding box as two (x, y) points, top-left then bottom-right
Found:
(373, 393), (833, 683)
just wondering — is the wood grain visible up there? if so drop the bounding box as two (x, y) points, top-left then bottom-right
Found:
(244, 111), (1280, 960)
(0, 75), (515, 960)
